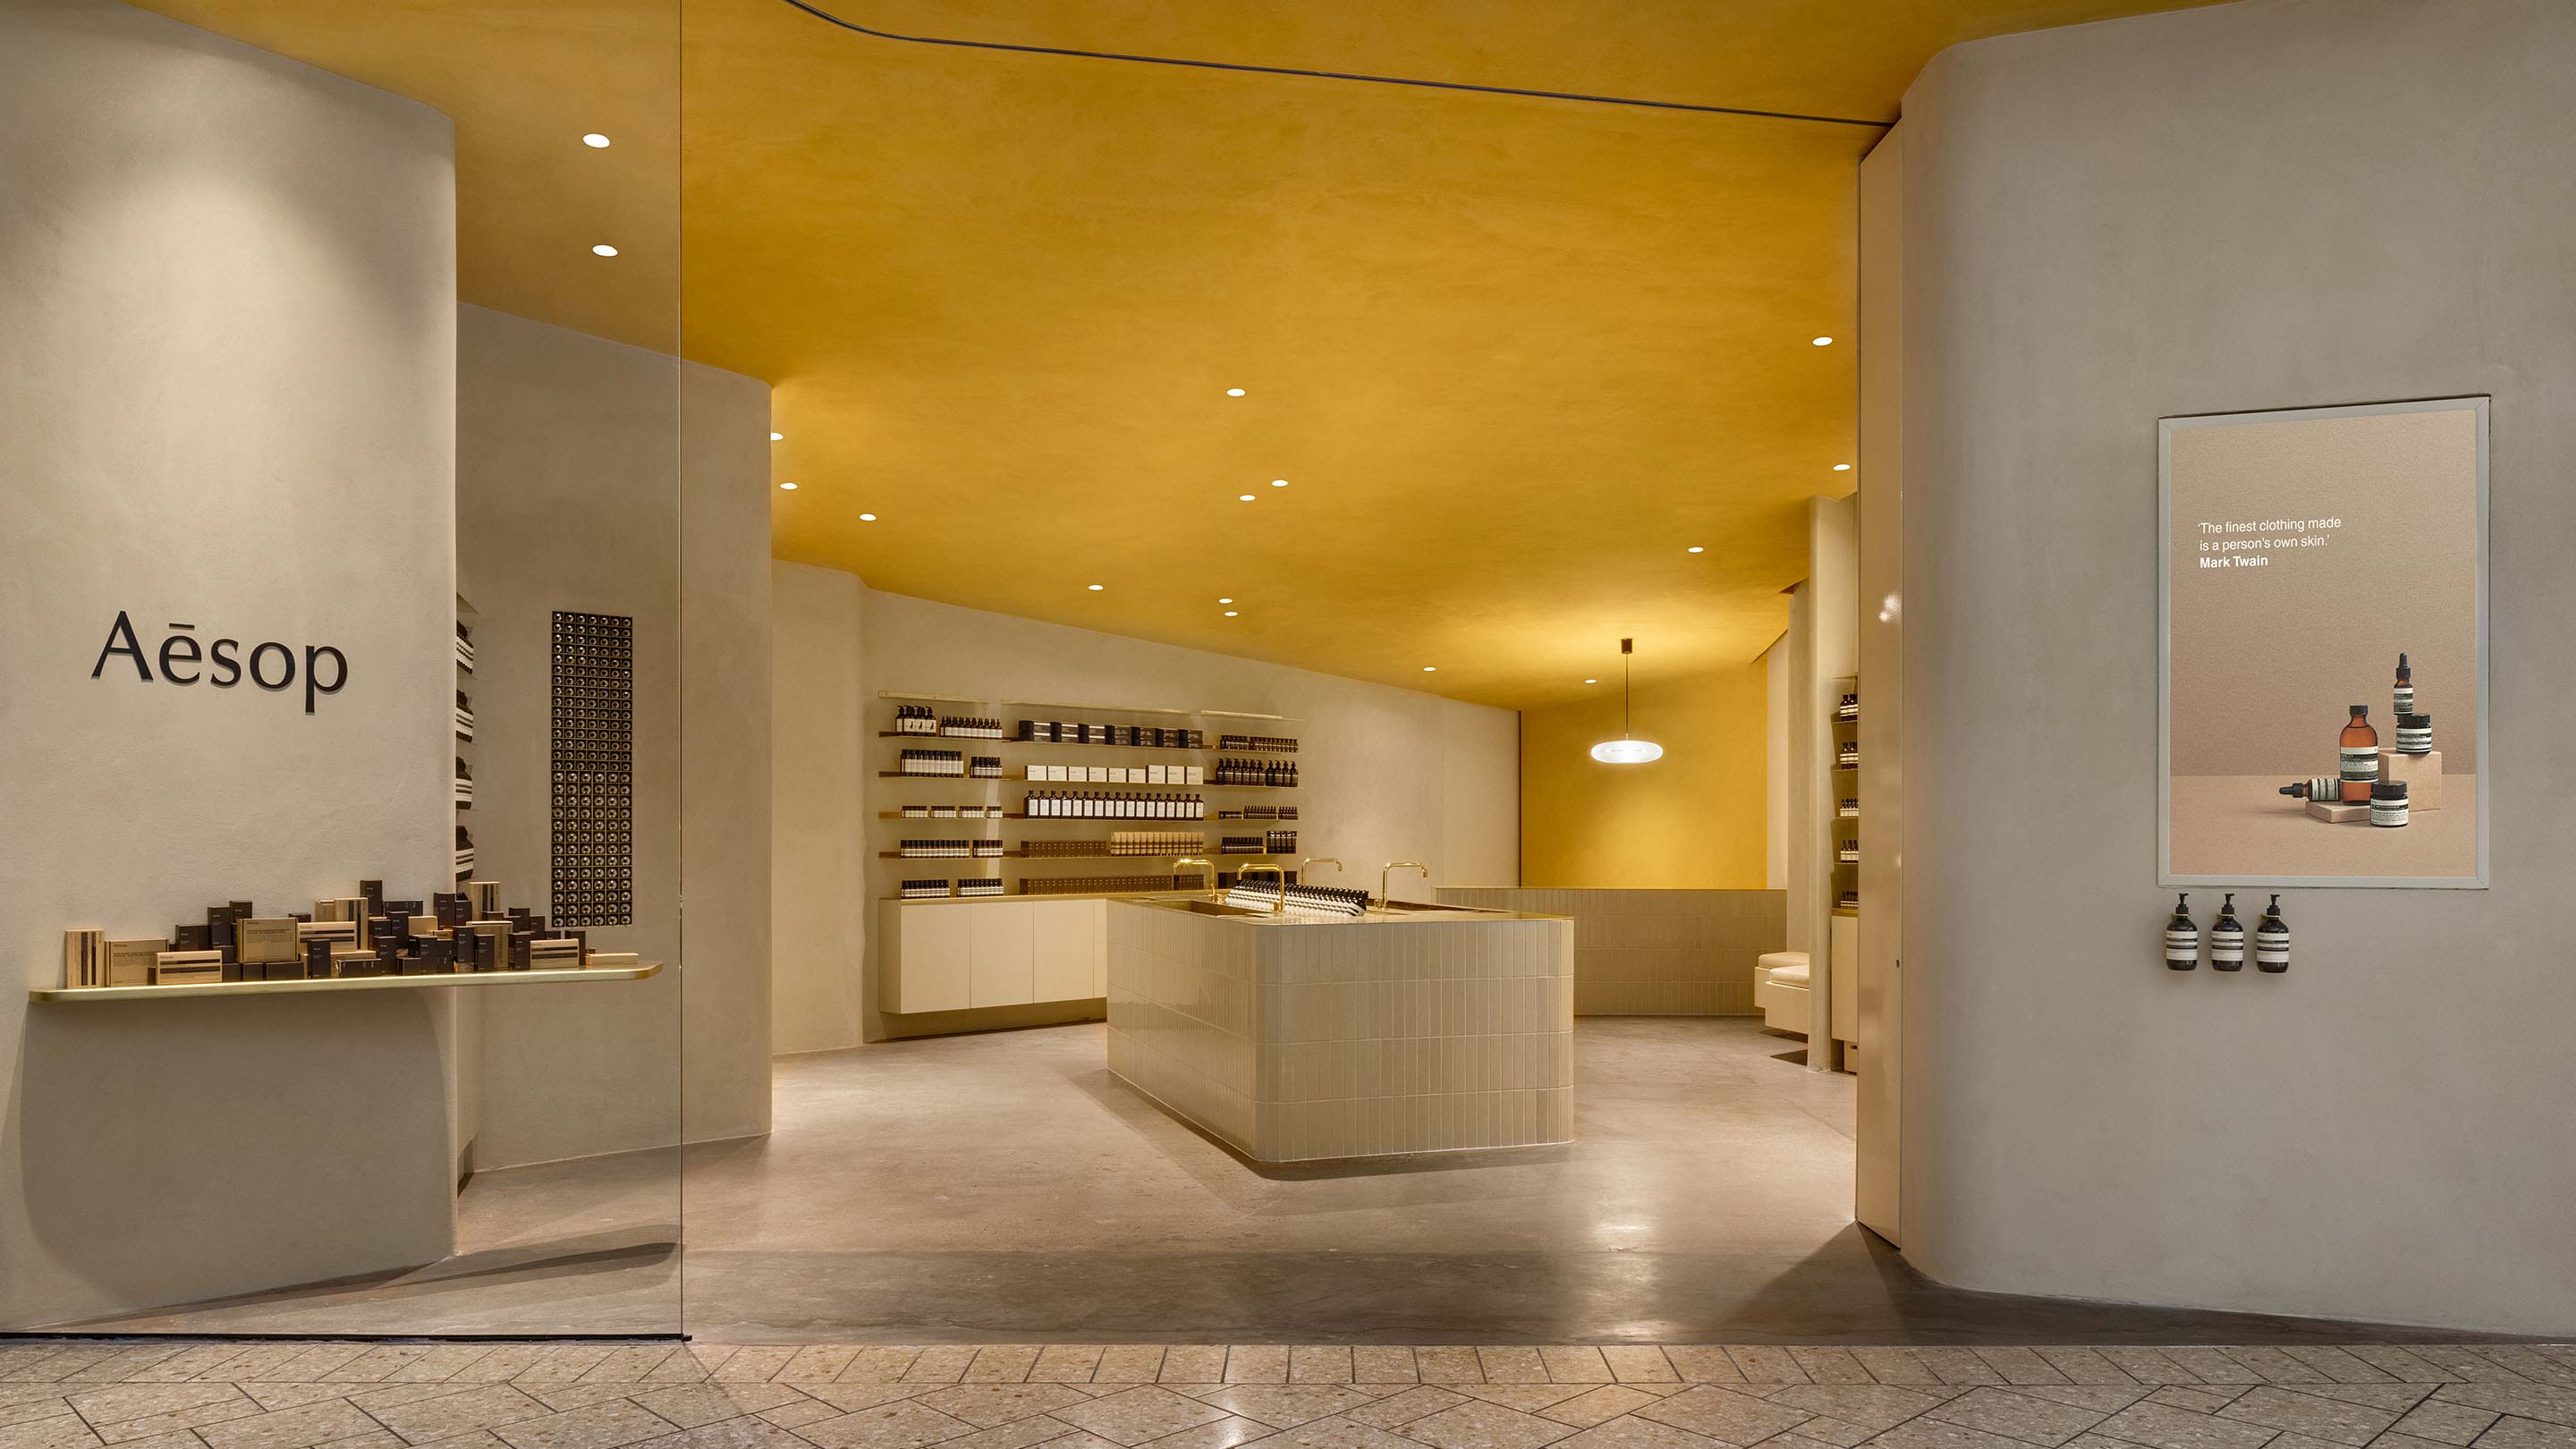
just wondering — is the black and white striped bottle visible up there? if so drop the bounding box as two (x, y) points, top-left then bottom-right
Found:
(2255, 894), (2291, 973)
(2209, 892), (2245, 971)
(2165, 893), (2200, 970)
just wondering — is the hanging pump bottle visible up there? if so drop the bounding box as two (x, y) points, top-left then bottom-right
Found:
(2164, 893), (2201, 970)
(2209, 893), (2245, 971)
(2255, 894), (2291, 973)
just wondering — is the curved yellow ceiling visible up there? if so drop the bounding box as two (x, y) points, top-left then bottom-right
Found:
(136, 0), (2224, 708)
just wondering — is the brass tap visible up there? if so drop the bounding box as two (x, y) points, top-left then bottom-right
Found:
(1380, 861), (1429, 914)
(1238, 863), (1290, 911)
(1172, 856), (1216, 899)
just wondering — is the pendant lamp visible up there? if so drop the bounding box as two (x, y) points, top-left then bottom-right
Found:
(1590, 638), (1664, 764)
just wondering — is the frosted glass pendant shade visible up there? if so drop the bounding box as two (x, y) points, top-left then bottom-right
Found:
(1589, 637), (1663, 765)
(1591, 738), (1664, 765)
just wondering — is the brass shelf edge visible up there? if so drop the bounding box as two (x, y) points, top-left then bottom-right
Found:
(33, 962), (663, 1004)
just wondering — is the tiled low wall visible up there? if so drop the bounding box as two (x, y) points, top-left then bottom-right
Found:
(1436, 888), (1786, 1016)
(1107, 902), (1574, 1161)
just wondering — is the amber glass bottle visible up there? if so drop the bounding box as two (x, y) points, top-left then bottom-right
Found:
(2338, 705), (2379, 802)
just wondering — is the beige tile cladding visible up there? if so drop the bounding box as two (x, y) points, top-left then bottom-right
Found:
(1438, 889), (1785, 1017)
(1106, 902), (1574, 1162)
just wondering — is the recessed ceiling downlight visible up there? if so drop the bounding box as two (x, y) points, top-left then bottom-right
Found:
(1224, 611), (1239, 617)
(1238, 494), (1256, 502)
(1224, 387), (1246, 397)
(1422, 666), (1436, 673)
(1087, 584), (1104, 591)
(1218, 597), (1233, 604)
(1687, 546), (1704, 554)
(771, 431), (784, 442)
(592, 244), (619, 257)
(1834, 462), (1852, 471)
(859, 513), (877, 521)
(776, 481), (797, 491)
(1270, 479), (1288, 487)
(582, 133), (611, 148)
(1811, 335), (1834, 346)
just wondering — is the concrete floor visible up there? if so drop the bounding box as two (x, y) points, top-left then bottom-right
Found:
(56, 1019), (2492, 1343)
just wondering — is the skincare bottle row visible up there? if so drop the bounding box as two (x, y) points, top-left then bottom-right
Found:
(1216, 733), (1300, 754)
(1024, 790), (1206, 819)
(895, 839), (1004, 859)
(1212, 756), (1300, 787)
(2164, 892), (2291, 972)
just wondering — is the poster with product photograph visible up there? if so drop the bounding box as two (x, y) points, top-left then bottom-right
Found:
(2160, 397), (2488, 887)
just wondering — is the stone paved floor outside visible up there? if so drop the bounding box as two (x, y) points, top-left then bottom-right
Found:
(2, 1342), (2572, 1449)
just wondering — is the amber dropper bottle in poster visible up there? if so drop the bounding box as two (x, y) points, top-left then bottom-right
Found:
(2338, 705), (2379, 801)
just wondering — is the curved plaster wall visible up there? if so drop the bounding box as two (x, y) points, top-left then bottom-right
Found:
(1, 0), (458, 1325)
(1899, 0), (2576, 1333)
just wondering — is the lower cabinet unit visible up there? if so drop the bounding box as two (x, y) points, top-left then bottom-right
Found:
(969, 902), (1037, 1007)
(886, 901), (970, 1013)
(880, 898), (1115, 1017)
(1033, 899), (1106, 1002)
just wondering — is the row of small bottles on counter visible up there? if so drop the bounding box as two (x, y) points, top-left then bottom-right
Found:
(2163, 892), (2291, 972)
(902, 877), (1004, 899)
(1213, 756), (1301, 787)
(1026, 790), (1207, 819)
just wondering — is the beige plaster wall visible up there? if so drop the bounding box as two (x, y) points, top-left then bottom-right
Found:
(0, 0), (458, 1326)
(1900, 0), (2576, 1333)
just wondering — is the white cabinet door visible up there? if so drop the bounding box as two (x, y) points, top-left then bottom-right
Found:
(888, 902), (970, 1014)
(1086, 899), (1108, 997)
(969, 901), (1037, 1007)
(1032, 899), (1103, 1003)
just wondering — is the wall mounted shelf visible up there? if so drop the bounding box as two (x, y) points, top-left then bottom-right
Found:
(875, 691), (1296, 722)
(32, 962), (661, 1004)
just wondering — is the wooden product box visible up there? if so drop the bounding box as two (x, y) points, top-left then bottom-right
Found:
(2376, 748), (2444, 811)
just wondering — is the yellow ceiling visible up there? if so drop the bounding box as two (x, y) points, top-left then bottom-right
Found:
(138, 0), (2223, 708)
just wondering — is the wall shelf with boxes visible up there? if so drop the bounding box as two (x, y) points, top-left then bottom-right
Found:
(53, 875), (649, 996)
(34, 962), (660, 1004)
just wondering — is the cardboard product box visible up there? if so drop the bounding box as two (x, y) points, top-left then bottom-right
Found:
(101, 938), (161, 987)
(359, 879), (385, 915)
(236, 917), (301, 966)
(304, 940), (336, 979)
(2376, 748), (2445, 811)
(333, 947), (386, 979)
(150, 950), (225, 986)
(2306, 799), (2370, 823)
(63, 928), (106, 989)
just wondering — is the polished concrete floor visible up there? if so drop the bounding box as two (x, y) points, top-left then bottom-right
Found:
(55, 1019), (2500, 1343)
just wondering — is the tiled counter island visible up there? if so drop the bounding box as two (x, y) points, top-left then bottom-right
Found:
(1106, 898), (1573, 1163)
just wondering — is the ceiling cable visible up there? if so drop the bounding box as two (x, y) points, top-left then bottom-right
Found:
(772, 0), (1894, 130)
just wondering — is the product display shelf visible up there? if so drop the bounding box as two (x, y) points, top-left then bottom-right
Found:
(1832, 674), (1860, 919)
(33, 961), (662, 1004)
(878, 771), (1003, 780)
(877, 691), (1297, 723)
(877, 731), (1008, 741)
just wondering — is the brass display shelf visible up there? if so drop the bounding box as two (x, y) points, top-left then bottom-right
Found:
(32, 961), (661, 1004)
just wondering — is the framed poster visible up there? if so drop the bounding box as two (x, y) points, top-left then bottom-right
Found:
(2159, 396), (2488, 888)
